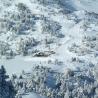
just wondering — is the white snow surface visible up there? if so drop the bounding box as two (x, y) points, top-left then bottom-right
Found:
(22, 93), (47, 98)
(74, 0), (98, 13)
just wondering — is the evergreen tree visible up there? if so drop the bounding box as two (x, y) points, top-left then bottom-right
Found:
(0, 65), (16, 98)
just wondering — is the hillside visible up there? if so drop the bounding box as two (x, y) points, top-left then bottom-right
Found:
(0, 0), (98, 98)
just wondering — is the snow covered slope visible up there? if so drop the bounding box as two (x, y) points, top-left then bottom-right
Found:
(22, 93), (47, 98)
(0, 0), (98, 74)
(74, 0), (98, 13)
(0, 0), (98, 97)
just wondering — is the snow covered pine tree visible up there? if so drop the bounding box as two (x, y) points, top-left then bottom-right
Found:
(0, 65), (16, 98)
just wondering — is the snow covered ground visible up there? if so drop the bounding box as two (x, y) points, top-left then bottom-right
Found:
(0, 56), (55, 76)
(22, 93), (47, 98)
(74, 0), (98, 13)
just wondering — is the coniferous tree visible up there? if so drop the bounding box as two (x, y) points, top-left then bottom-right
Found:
(0, 65), (16, 98)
